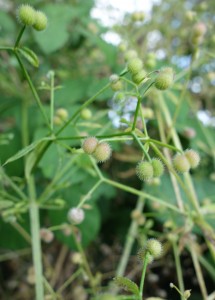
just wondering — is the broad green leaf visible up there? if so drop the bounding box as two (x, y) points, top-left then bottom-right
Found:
(17, 47), (39, 68)
(113, 276), (139, 296)
(3, 136), (54, 166)
(33, 4), (75, 54)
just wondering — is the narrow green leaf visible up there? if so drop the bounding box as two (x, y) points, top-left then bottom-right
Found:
(25, 139), (52, 181)
(0, 200), (14, 210)
(113, 276), (139, 296)
(17, 47), (39, 68)
(3, 137), (54, 166)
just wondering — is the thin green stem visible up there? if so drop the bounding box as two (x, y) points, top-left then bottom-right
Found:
(116, 197), (145, 277)
(28, 175), (44, 300)
(57, 268), (82, 294)
(14, 25), (26, 48)
(14, 52), (51, 131)
(90, 156), (104, 180)
(172, 241), (184, 299)
(0, 169), (27, 200)
(139, 252), (149, 300)
(73, 231), (96, 293)
(139, 106), (149, 137)
(132, 132), (151, 162)
(56, 83), (110, 136)
(189, 244), (208, 300)
(147, 138), (183, 153)
(49, 71), (55, 130)
(132, 96), (142, 131)
(77, 179), (103, 208)
(103, 178), (184, 214)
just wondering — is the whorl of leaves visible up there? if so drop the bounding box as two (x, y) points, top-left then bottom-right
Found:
(113, 276), (139, 296)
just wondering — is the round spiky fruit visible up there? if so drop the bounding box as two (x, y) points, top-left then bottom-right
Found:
(155, 67), (174, 90)
(146, 238), (162, 258)
(136, 161), (153, 181)
(33, 11), (48, 31)
(93, 142), (112, 163)
(173, 154), (190, 173)
(151, 158), (164, 177)
(124, 49), (138, 62)
(17, 4), (36, 26)
(185, 149), (200, 169)
(132, 70), (147, 84)
(82, 137), (98, 154)
(127, 58), (143, 75)
(137, 248), (154, 264)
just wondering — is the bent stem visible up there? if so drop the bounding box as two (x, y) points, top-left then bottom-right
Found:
(139, 252), (149, 300)
(172, 241), (184, 299)
(28, 175), (44, 300)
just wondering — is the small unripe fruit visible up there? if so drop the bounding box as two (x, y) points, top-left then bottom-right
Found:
(80, 108), (92, 120)
(33, 11), (48, 31)
(124, 50), (138, 62)
(109, 74), (119, 83)
(184, 290), (192, 299)
(145, 58), (156, 69)
(53, 116), (63, 126)
(82, 137), (98, 154)
(151, 158), (164, 177)
(146, 238), (162, 258)
(40, 228), (54, 243)
(110, 80), (123, 91)
(185, 149), (200, 169)
(155, 70), (174, 90)
(93, 142), (112, 163)
(118, 42), (127, 52)
(68, 207), (85, 224)
(56, 108), (68, 121)
(136, 161), (154, 181)
(17, 4), (36, 26)
(132, 70), (147, 84)
(127, 58), (143, 75)
(173, 154), (190, 173)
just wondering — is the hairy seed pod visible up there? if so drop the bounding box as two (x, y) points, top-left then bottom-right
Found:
(137, 248), (154, 264)
(132, 70), (147, 84)
(33, 11), (48, 31)
(127, 58), (143, 75)
(136, 161), (154, 181)
(124, 50), (138, 62)
(173, 154), (190, 173)
(185, 149), (200, 169)
(151, 158), (164, 177)
(17, 4), (36, 26)
(82, 137), (98, 154)
(93, 142), (112, 163)
(146, 238), (162, 258)
(111, 80), (123, 91)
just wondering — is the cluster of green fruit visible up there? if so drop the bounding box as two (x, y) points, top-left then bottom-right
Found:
(82, 137), (112, 163)
(136, 158), (164, 181)
(17, 4), (47, 31)
(173, 149), (200, 173)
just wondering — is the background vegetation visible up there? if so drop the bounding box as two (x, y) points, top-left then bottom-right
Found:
(0, 0), (214, 299)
